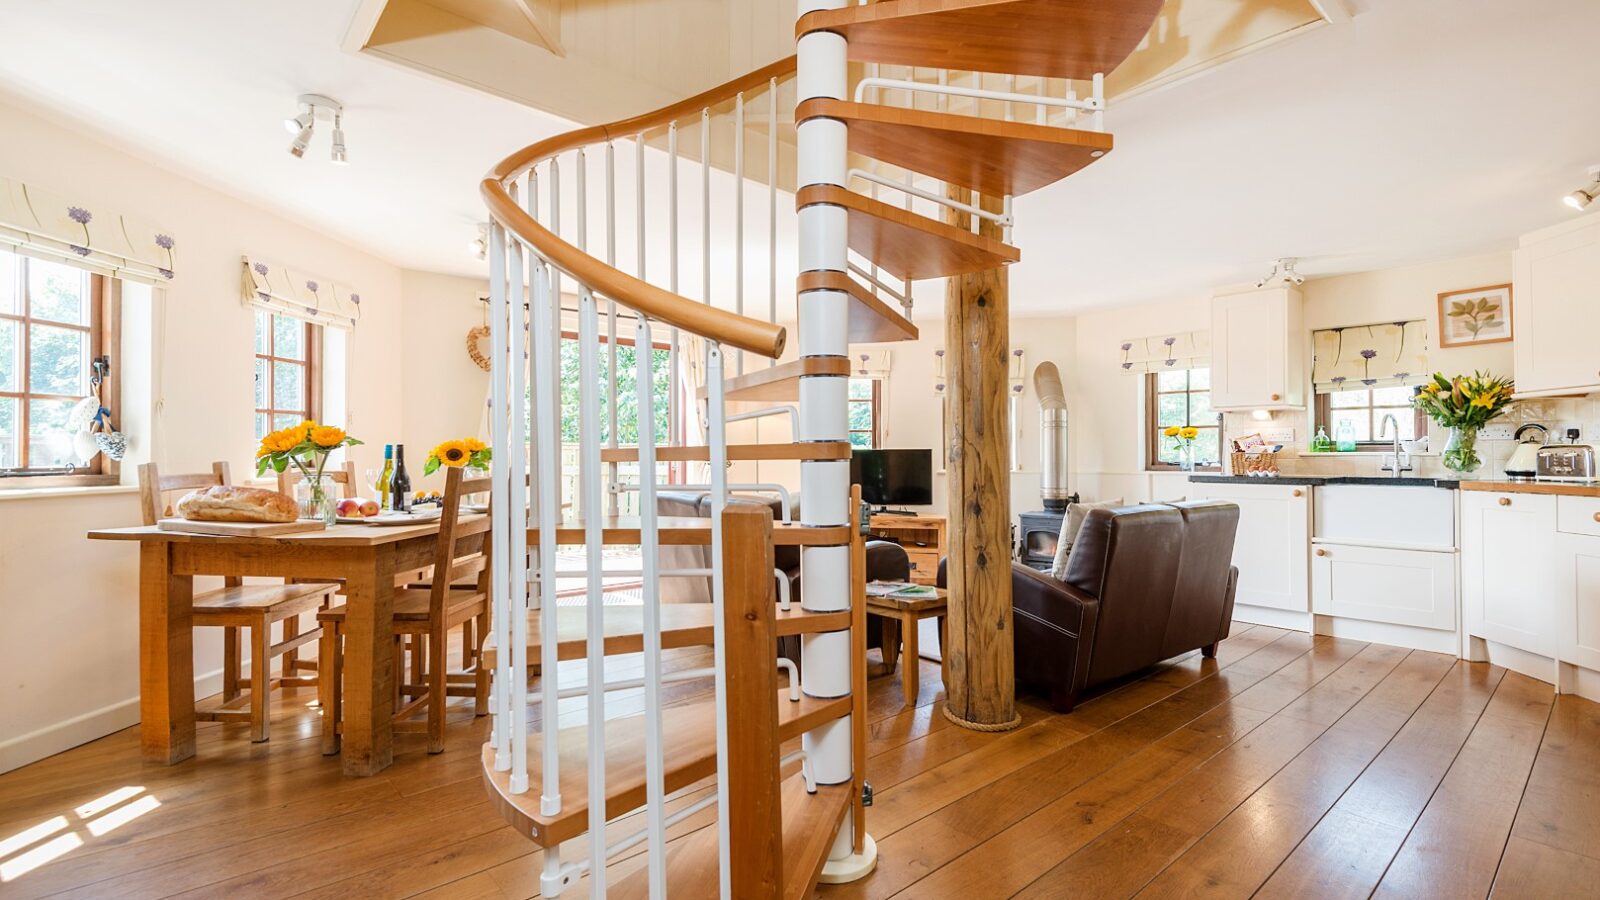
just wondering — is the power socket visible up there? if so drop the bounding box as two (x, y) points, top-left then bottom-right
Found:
(1480, 424), (1515, 441)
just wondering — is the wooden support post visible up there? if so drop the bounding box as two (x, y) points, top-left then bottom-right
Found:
(722, 503), (783, 898)
(941, 186), (1020, 732)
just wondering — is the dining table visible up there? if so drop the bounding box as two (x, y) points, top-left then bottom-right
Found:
(87, 515), (485, 776)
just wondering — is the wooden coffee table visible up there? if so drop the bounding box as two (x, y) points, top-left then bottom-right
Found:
(866, 587), (948, 706)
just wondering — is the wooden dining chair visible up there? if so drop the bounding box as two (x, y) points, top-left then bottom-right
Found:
(318, 466), (492, 755)
(137, 462), (341, 742)
(276, 460), (360, 499)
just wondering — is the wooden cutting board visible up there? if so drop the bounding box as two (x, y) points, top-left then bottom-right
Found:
(157, 518), (326, 537)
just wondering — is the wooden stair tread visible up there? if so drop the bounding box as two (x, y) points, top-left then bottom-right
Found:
(609, 770), (852, 900)
(796, 185), (1019, 281)
(799, 98), (1113, 197)
(599, 441), (851, 463)
(481, 604), (851, 667)
(798, 0), (1163, 81)
(798, 270), (920, 344)
(695, 356), (851, 402)
(481, 690), (851, 847)
(526, 518), (851, 547)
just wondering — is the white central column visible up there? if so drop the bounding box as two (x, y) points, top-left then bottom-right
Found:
(796, 0), (876, 881)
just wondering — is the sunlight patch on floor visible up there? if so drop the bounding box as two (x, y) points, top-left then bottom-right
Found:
(0, 786), (161, 882)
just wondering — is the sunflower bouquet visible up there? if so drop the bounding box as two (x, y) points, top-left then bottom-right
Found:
(1163, 425), (1202, 469)
(1412, 371), (1514, 473)
(255, 420), (363, 479)
(425, 437), (491, 476)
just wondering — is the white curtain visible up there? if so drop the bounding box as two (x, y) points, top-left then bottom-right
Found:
(1118, 330), (1210, 374)
(1311, 320), (1429, 393)
(242, 256), (362, 329)
(0, 177), (177, 283)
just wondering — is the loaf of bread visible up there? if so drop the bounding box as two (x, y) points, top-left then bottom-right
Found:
(176, 486), (299, 523)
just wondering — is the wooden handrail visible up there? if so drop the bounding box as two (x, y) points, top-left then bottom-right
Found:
(482, 56), (798, 360)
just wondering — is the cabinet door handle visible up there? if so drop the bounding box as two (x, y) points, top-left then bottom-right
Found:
(1593, 512), (1600, 523)
(1315, 548), (1327, 557)
(1499, 497), (1512, 506)
(1292, 489), (1304, 498)
(1271, 393), (1282, 401)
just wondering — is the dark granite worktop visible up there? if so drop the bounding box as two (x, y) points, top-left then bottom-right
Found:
(1188, 475), (1461, 489)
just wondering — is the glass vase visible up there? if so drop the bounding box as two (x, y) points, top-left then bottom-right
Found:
(297, 478), (338, 524)
(1178, 442), (1196, 472)
(1442, 426), (1484, 475)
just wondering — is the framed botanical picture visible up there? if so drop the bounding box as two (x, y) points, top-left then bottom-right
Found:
(1437, 283), (1513, 348)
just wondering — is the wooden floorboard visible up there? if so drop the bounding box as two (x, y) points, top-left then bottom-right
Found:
(2, 623), (1597, 899)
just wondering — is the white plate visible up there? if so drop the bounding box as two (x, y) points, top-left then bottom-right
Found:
(364, 515), (435, 527)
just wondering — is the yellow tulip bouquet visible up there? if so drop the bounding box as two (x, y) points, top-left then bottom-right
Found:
(425, 437), (491, 476)
(1412, 371), (1514, 473)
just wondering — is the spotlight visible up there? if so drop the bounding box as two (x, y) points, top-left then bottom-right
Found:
(288, 120), (314, 159)
(1563, 165), (1600, 211)
(330, 112), (348, 165)
(283, 111), (313, 136)
(471, 223), (490, 259)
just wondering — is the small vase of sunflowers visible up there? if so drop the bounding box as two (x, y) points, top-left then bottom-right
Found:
(425, 438), (491, 477)
(256, 421), (364, 523)
(1163, 425), (1201, 471)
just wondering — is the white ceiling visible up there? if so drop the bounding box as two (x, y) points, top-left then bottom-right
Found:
(1, 0), (1597, 316)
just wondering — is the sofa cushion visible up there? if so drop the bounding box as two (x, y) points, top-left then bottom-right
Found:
(1051, 497), (1122, 578)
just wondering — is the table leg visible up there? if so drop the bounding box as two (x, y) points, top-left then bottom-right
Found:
(937, 614), (948, 690)
(901, 611), (920, 707)
(340, 548), (396, 775)
(139, 542), (195, 764)
(877, 613), (901, 675)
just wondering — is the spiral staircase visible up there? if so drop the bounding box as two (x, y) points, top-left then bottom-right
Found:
(475, 1), (1162, 896)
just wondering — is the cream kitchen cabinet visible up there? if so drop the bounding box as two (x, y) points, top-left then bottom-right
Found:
(1460, 490), (1556, 658)
(1555, 496), (1600, 672)
(1209, 285), (1305, 411)
(1512, 212), (1600, 397)
(1311, 543), (1457, 631)
(1190, 481), (1310, 623)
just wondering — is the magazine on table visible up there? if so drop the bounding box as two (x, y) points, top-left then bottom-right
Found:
(865, 580), (938, 599)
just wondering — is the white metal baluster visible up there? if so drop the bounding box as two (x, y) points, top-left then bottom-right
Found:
(768, 78), (778, 366)
(667, 122), (681, 479)
(488, 217), (511, 774)
(606, 141), (619, 517)
(705, 340), (732, 898)
(636, 314), (667, 897)
(734, 91), (745, 376)
(578, 286), (607, 896)
(507, 181), (530, 797)
(1093, 72), (1106, 131)
(702, 108), (711, 309)
(548, 157), (563, 513)
(535, 158), (566, 900)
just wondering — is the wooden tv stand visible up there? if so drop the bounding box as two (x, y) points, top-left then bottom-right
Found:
(867, 514), (948, 585)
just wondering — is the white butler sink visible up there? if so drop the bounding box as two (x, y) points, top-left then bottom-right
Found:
(1313, 484), (1456, 549)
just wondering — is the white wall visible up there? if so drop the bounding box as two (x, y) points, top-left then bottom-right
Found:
(398, 268), (491, 494)
(0, 93), (405, 772)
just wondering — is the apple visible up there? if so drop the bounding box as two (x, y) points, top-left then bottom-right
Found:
(359, 498), (380, 517)
(336, 498), (363, 518)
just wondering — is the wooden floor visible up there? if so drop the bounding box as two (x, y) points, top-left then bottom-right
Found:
(3, 624), (1599, 898)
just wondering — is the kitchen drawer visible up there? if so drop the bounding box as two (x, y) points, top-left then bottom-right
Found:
(905, 549), (942, 584)
(1557, 496), (1600, 537)
(1312, 543), (1456, 631)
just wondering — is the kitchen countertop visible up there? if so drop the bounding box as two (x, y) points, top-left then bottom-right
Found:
(1188, 475), (1461, 489)
(1458, 479), (1600, 497)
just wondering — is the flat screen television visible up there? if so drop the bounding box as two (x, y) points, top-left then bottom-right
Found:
(850, 448), (933, 509)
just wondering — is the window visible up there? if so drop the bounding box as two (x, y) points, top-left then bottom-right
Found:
(1146, 367), (1221, 469)
(254, 311), (320, 439)
(1315, 386), (1426, 446)
(556, 332), (672, 445)
(848, 378), (879, 449)
(0, 251), (117, 483)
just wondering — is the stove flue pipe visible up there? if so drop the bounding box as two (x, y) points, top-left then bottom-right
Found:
(1033, 361), (1070, 510)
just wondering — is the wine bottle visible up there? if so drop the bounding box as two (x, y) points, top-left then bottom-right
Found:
(392, 444), (412, 513)
(377, 444), (394, 511)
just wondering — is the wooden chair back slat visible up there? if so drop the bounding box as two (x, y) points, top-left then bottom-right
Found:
(138, 461), (232, 526)
(431, 467), (493, 621)
(277, 461), (360, 499)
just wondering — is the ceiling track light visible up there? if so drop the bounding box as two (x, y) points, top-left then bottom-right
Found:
(1255, 257), (1306, 288)
(284, 94), (348, 164)
(1563, 164), (1600, 211)
(472, 223), (490, 260)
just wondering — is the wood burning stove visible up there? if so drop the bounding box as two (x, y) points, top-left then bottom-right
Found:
(1017, 508), (1068, 573)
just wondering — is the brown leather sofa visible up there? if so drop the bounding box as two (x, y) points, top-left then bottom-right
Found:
(943, 501), (1239, 712)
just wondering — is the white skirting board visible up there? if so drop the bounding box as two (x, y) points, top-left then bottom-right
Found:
(1229, 603), (1313, 633)
(1467, 636), (1600, 705)
(0, 667), (227, 775)
(1312, 614), (1459, 655)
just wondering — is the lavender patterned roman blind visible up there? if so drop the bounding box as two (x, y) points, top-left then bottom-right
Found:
(1311, 320), (1429, 393)
(0, 177), (177, 283)
(1117, 330), (1210, 374)
(242, 256), (362, 330)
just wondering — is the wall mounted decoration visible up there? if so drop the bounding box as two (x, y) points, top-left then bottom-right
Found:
(467, 326), (493, 371)
(1436, 284), (1512, 348)
(242, 256), (362, 329)
(0, 177), (177, 283)
(1117, 330), (1210, 373)
(1312, 320), (1430, 393)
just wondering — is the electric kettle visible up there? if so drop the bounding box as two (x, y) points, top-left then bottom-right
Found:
(1505, 423), (1547, 478)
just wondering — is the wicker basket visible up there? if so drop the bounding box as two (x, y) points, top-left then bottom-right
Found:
(1231, 450), (1280, 476)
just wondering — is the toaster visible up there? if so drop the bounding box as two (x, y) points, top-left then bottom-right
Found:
(1536, 444), (1598, 480)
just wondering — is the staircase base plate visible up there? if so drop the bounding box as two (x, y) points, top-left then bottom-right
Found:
(817, 834), (878, 884)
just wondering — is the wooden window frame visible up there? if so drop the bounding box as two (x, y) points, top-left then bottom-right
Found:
(0, 255), (120, 488)
(255, 312), (322, 439)
(1313, 388), (1428, 448)
(848, 378), (880, 449)
(1145, 369), (1221, 472)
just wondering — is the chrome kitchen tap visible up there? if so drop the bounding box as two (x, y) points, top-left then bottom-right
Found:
(1380, 413), (1413, 477)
